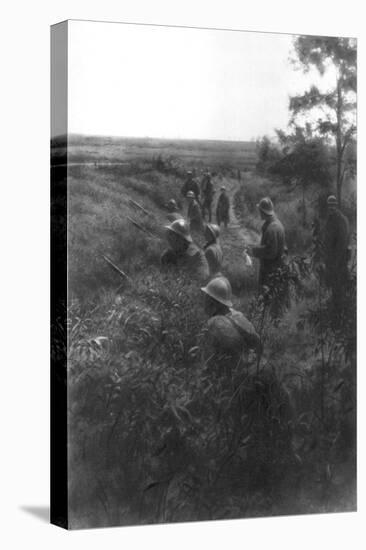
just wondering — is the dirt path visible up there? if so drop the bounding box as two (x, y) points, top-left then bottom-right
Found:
(219, 174), (260, 247)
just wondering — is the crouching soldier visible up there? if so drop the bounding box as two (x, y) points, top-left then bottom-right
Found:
(201, 276), (261, 365)
(161, 218), (209, 282)
(203, 223), (223, 277)
(166, 198), (183, 222)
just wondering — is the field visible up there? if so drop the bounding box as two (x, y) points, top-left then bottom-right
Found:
(52, 134), (258, 171)
(54, 134), (356, 529)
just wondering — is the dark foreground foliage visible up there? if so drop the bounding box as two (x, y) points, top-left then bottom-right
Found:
(67, 162), (356, 528)
(68, 267), (356, 528)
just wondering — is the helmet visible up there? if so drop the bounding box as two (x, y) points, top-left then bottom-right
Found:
(186, 191), (195, 199)
(164, 219), (192, 243)
(257, 197), (274, 215)
(327, 195), (338, 206)
(187, 170), (193, 176)
(220, 186), (226, 191)
(167, 198), (178, 210)
(201, 276), (233, 308)
(205, 223), (220, 241)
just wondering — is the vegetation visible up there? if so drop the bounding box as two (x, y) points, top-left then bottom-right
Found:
(64, 136), (356, 528)
(289, 36), (357, 206)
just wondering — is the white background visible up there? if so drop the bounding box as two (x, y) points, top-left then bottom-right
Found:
(0, 1), (364, 548)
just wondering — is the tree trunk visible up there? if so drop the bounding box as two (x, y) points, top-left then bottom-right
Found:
(336, 78), (344, 208)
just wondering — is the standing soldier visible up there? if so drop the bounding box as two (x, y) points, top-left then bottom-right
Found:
(186, 191), (204, 234)
(248, 197), (286, 290)
(181, 170), (200, 202)
(216, 186), (230, 228)
(161, 218), (209, 282)
(323, 195), (350, 308)
(203, 223), (223, 277)
(201, 276), (261, 361)
(201, 170), (215, 222)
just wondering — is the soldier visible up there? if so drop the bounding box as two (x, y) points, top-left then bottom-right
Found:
(323, 195), (350, 307)
(203, 223), (223, 277)
(216, 186), (230, 228)
(180, 170), (200, 202)
(166, 198), (183, 222)
(248, 197), (286, 289)
(186, 191), (204, 233)
(161, 218), (209, 281)
(201, 170), (215, 222)
(201, 276), (261, 358)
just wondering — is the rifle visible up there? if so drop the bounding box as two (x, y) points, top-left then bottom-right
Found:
(101, 254), (131, 283)
(127, 216), (161, 239)
(128, 198), (151, 216)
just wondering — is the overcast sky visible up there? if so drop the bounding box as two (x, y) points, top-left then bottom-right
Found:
(67, 20), (337, 141)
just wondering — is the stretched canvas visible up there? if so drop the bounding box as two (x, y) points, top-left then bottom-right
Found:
(51, 20), (357, 529)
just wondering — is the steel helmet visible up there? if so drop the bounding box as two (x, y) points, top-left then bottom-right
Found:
(186, 190), (195, 199)
(168, 198), (178, 209)
(327, 195), (338, 205)
(164, 218), (193, 243)
(220, 186), (226, 191)
(257, 197), (274, 215)
(205, 223), (220, 241)
(201, 276), (233, 308)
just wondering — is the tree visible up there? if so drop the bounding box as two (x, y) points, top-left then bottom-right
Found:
(255, 136), (282, 175)
(271, 129), (332, 225)
(289, 37), (356, 207)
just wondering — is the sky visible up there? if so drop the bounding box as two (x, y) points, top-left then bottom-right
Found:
(67, 20), (337, 142)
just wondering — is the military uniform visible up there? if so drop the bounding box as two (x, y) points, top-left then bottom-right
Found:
(206, 309), (260, 355)
(181, 177), (200, 201)
(161, 242), (209, 281)
(323, 208), (350, 296)
(201, 175), (214, 221)
(187, 199), (204, 233)
(204, 242), (223, 277)
(216, 192), (230, 227)
(252, 215), (286, 286)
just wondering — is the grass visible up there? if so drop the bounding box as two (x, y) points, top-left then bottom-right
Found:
(62, 138), (357, 528)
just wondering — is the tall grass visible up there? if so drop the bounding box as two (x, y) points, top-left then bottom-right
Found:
(66, 159), (356, 527)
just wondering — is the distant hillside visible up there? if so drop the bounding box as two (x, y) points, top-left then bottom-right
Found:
(56, 134), (258, 170)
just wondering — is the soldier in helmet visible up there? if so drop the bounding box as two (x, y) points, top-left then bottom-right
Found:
(216, 186), (230, 228)
(323, 195), (350, 308)
(248, 197), (286, 289)
(166, 198), (183, 222)
(203, 223), (223, 277)
(201, 276), (261, 358)
(161, 218), (209, 281)
(186, 190), (204, 233)
(201, 170), (215, 222)
(181, 170), (200, 202)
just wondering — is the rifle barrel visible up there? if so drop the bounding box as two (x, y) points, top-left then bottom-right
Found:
(101, 254), (130, 281)
(128, 198), (150, 216)
(127, 216), (159, 239)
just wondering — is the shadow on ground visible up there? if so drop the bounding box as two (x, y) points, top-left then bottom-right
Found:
(20, 506), (49, 523)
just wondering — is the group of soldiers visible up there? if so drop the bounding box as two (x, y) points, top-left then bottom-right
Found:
(178, 170), (230, 229)
(160, 170), (351, 362)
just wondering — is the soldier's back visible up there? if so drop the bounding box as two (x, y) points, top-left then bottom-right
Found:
(204, 242), (223, 276)
(207, 309), (260, 354)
